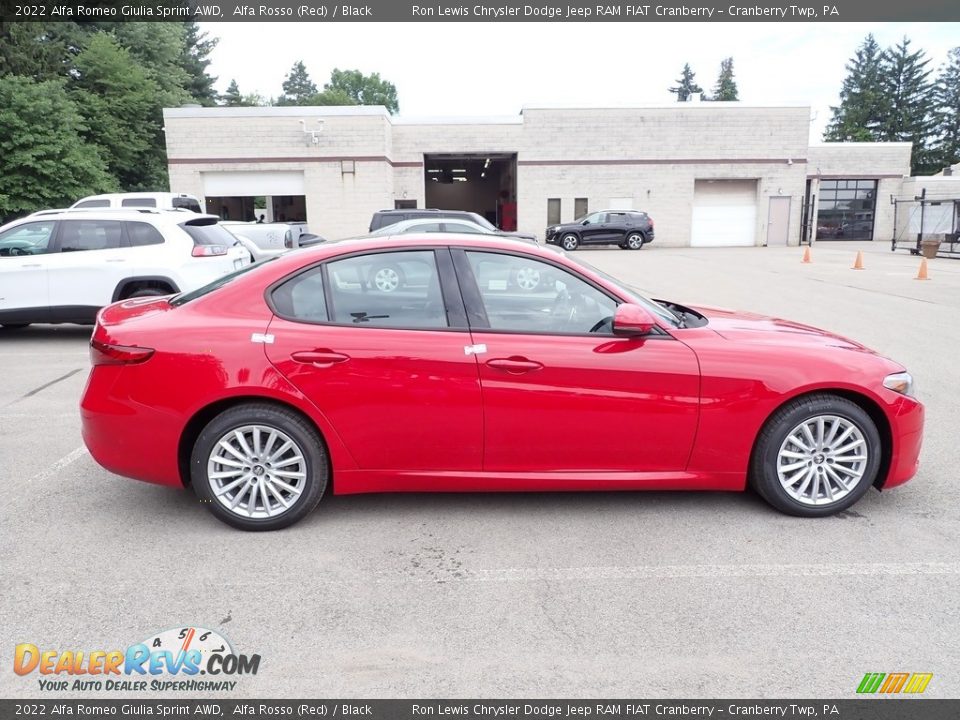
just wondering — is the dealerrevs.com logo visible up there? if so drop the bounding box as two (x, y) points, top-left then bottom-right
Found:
(14, 626), (260, 692)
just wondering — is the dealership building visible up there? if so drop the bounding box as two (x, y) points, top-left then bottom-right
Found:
(163, 102), (955, 246)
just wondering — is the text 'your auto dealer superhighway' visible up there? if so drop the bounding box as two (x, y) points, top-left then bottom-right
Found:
(411, 5), (831, 18)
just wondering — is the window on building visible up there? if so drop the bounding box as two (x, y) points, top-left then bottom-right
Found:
(574, 198), (589, 220)
(815, 179), (877, 241)
(547, 198), (561, 226)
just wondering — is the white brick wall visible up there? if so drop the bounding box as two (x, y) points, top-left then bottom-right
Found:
(162, 106), (915, 245)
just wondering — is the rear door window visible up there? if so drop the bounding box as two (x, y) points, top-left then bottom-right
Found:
(121, 198), (157, 207)
(73, 200), (110, 208)
(271, 266), (328, 323)
(58, 220), (123, 252)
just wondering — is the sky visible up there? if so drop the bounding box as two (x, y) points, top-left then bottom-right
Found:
(200, 22), (959, 141)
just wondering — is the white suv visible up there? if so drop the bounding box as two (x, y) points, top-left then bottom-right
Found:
(0, 209), (251, 328)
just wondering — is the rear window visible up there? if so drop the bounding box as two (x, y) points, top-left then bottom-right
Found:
(74, 199), (110, 208)
(170, 258), (275, 306)
(173, 197), (202, 213)
(121, 198), (157, 208)
(180, 220), (237, 246)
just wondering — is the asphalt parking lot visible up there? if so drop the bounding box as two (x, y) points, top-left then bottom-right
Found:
(1, 240), (958, 699)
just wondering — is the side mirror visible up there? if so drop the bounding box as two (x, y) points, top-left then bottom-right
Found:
(612, 303), (657, 337)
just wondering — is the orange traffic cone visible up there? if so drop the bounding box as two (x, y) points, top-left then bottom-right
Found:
(852, 251), (865, 270)
(801, 245), (812, 263)
(915, 258), (930, 280)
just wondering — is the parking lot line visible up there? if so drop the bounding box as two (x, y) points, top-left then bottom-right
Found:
(29, 445), (88, 484)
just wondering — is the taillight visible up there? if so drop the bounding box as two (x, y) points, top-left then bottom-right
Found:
(649, 217), (655, 228)
(192, 245), (227, 257)
(90, 339), (155, 366)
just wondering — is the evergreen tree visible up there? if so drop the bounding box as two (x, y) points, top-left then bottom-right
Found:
(278, 61), (317, 106)
(932, 47), (960, 172)
(825, 34), (887, 141)
(668, 64), (703, 102)
(222, 79), (243, 106)
(711, 57), (739, 101)
(179, 20), (219, 106)
(0, 75), (114, 220)
(878, 36), (937, 174)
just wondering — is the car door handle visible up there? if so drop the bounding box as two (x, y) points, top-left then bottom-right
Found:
(290, 350), (350, 368)
(21, 263), (42, 268)
(106, 258), (126, 262)
(486, 357), (544, 374)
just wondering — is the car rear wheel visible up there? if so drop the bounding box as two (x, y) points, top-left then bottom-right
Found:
(626, 232), (645, 250)
(750, 394), (881, 517)
(560, 234), (579, 251)
(513, 265), (542, 291)
(127, 288), (169, 299)
(191, 403), (328, 531)
(370, 263), (403, 293)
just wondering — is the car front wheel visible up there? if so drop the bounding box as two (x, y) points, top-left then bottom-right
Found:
(191, 403), (328, 531)
(750, 394), (881, 517)
(560, 234), (579, 251)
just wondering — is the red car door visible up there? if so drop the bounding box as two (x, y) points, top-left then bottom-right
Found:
(265, 248), (483, 471)
(457, 249), (700, 473)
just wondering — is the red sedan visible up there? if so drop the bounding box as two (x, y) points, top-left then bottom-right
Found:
(80, 236), (923, 530)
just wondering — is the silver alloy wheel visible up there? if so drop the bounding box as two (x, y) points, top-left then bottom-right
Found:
(561, 234), (578, 251)
(515, 265), (541, 291)
(373, 266), (400, 293)
(207, 425), (307, 519)
(776, 414), (868, 506)
(627, 233), (643, 249)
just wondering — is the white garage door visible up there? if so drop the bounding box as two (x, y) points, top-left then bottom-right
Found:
(202, 171), (305, 197)
(691, 180), (758, 247)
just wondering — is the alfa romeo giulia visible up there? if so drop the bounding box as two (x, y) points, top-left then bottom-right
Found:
(80, 235), (923, 530)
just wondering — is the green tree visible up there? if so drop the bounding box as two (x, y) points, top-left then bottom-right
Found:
(825, 34), (888, 141)
(0, 21), (87, 81)
(179, 20), (219, 106)
(711, 57), (739, 101)
(309, 87), (357, 106)
(878, 36), (937, 174)
(322, 68), (399, 112)
(111, 22), (191, 106)
(278, 61), (317, 106)
(668, 63), (703, 102)
(71, 33), (165, 190)
(222, 79), (243, 106)
(931, 47), (960, 172)
(0, 75), (114, 220)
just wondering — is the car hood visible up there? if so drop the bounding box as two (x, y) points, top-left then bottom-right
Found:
(690, 304), (876, 353)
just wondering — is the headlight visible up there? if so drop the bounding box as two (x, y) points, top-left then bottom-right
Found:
(883, 371), (914, 396)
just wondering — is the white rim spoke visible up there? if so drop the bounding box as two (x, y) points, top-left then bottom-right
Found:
(208, 425), (308, 519)
(777, 415), (868, 507)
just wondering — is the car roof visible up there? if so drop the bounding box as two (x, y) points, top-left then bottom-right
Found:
(22, 208), (219, 225)
(74, 192), (198, 201)
(382, 217), (487, 230)
(376, 208), (471, 215)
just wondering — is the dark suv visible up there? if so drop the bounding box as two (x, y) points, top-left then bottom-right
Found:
(369, 208), (537, 242)
(545, 210), (655, 251)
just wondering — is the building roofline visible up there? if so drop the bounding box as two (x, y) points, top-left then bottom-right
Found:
(809, 141), (913, 147)
(163, 105), (391, 119)
(520, 101), (812, 111)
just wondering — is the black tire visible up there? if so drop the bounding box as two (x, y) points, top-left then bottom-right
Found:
(0, 323), (30, 330)
(750, 393), (881, 517)
(625, 232), (645, 250)
(191, 403), (329, 531)
(126, 288), (169, 299)
(560, 233), (579, 251)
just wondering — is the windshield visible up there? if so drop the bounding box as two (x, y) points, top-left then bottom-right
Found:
(170, 257), (276, 306)
(564, 253), (681, 327)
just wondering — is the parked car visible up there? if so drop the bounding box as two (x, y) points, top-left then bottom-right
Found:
(367, 217), (535, 244)
(220, 221), (301, 262)
(80, 235), (922, 531)
(0, 209), (250, 328)
(545, 210), (655, 250)
(369, 208), (537, 242)
(72, 192), (202, 213)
